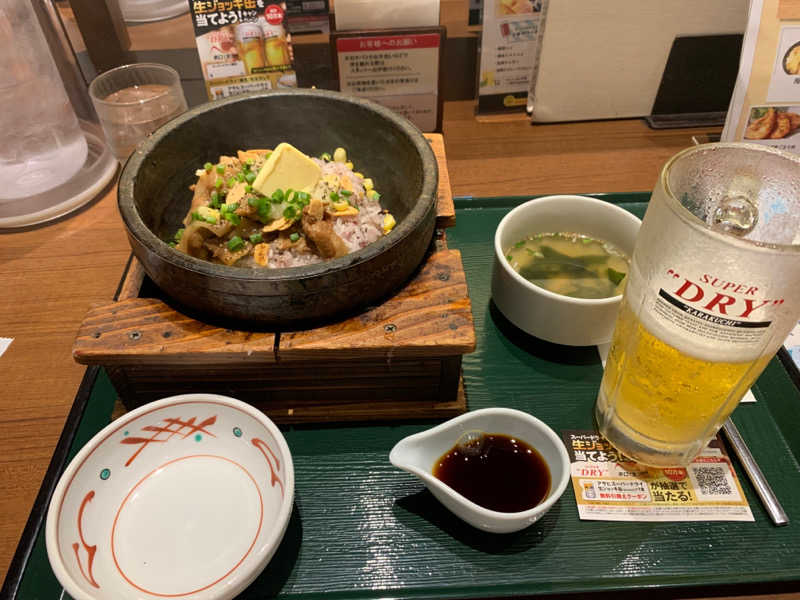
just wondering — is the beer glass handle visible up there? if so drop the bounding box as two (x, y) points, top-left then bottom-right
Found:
(722, 419), (789, 526)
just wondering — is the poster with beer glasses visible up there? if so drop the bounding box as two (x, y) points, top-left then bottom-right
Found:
(188, 0), (297, 100)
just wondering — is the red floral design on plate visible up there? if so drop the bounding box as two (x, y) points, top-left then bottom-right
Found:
(73, 490), (100, 588)
(252, 438), (284, 497)
(121, 416), (217, 466)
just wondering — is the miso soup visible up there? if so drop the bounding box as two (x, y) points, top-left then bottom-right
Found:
(505, 232), (629, 299)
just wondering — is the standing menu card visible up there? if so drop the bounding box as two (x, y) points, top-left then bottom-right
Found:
(724, 0), (800, 151)
(477, 0), (547, 113)
(188, 0), (297, 100)
(722, 0), (800, 371)
(332, 28), (444, 132)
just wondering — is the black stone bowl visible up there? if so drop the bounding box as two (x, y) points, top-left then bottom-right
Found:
(118, 89), (438, 326)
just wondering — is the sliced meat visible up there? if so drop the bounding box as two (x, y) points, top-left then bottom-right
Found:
(301, 206), (349, 258)
(204, 238), (251, 266)
(307, 195), (324, 219)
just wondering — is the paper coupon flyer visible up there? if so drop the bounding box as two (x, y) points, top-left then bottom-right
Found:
(562, 430), (754, 522)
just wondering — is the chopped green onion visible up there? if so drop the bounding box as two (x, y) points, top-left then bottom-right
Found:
(223, 202), (238, 212)
(191, 211), (202, 222)
(283, 205), (297, 220)
(330, 191), (340, 202)
(340, 189), (353, 197)
(227, 177), (236, 188)
(174, 228), (184, 242)
(289, 232), (299, 242)
(210, 190), (220, 205)
(246, 157), (255, 166)
(296, 191), (310, 202)
(285, 188), (295, 203)
(227, 236), (244, 251)
(320, 152), (331, 161)
(265, 150), (272, 158)
(250, 233), (263, 244)
(257, 197), (269, 220)
(271, 189), (284, 203)
(248, 197), (259, 207)
(169, 241), (177, 247)
(204, 162), (213, 172)
(245, 171), (256, 184)
(215, 178), (223, 190)
(245, 184), (253, 193)
(216, 164), (225, 174)
(226, 212), (241, 225)
(204, 215), (217, 224)
(237, 172), (246, 182)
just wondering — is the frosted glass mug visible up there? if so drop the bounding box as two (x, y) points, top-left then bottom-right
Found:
(595, 143), (800, 466)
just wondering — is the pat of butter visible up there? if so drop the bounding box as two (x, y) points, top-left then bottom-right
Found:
(252, 142), (321, 198)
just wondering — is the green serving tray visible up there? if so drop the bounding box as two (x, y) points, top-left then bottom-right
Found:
(5, 193), (800, 600)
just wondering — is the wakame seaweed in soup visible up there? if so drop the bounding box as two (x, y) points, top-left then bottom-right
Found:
(505, 232), (629, 299)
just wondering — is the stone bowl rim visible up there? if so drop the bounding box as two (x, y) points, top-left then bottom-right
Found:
(117, 88), (438, 284)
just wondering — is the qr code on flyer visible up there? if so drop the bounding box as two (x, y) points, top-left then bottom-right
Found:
(688, 461), (741, 502)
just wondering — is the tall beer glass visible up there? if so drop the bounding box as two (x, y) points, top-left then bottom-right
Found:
(596, 143), (800, 466)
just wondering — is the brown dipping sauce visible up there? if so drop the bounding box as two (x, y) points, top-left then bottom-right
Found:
(432, 432), (551, 513)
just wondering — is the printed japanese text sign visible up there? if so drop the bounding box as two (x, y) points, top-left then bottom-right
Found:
(333, 28), (444, 132)
(562, 430), (754, 522)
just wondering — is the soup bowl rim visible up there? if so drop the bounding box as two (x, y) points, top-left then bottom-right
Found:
(493, 194), (642, 305)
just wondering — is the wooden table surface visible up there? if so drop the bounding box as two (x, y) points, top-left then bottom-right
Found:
(0, 100), (796, 599)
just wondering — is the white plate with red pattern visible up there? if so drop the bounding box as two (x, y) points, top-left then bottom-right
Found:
(45, 394), (294, 600)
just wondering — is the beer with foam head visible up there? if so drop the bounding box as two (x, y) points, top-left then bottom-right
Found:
(596, 143), (800, 466)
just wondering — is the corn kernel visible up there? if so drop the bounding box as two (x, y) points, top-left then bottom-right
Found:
(353, 172), (365, 179)
(345, 161), (354, 170)
(368, 189), (380, 201)
(382, 213), (396, 234)
(333, 147), (347, 163)
(362, 178), (374, 190)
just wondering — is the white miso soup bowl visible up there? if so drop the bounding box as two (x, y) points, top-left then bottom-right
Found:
(492, 194), (642, 346)
(390, 407), (570, 534)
